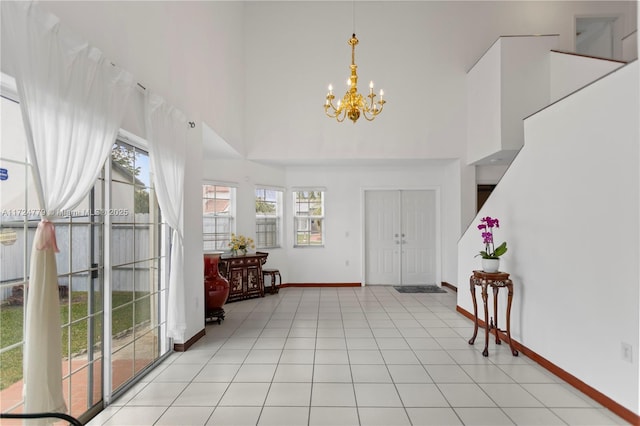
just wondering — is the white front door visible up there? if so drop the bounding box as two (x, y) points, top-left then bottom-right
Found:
(365, 190), (436, 285)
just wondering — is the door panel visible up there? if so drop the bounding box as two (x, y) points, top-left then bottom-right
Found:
(365, 191), (400, 284)
(401, 190), (436, 284)
(365, 190), (436, 285)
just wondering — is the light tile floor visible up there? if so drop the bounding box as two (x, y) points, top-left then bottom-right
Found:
(87, 286), (628, 426)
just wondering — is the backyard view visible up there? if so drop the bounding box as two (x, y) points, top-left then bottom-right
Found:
(0, 290), (151, 392)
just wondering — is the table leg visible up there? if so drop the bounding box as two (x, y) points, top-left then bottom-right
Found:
(468, 277), (479, 345)
(492, 285), (501, 345)
(481, 283), (489, 357)
(505, 282), (519, 356)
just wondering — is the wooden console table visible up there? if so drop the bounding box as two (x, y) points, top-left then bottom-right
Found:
(468, 270), (519, 357)
(219, 252), (268, 302)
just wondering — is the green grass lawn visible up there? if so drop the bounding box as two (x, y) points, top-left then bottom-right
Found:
(0, 291), (151, 391)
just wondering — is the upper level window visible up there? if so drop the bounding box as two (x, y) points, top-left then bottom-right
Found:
(203, 184), (235, 251)
(293, 190), (324, 247)
(255, 187), (283, 248)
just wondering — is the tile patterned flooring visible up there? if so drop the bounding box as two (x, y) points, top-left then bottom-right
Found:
(87, 286), (628, 426)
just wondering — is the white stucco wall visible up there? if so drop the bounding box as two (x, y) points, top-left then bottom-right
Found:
(467, 39), (503, 165)
(203, 160), (461, 286)
(550, 51), (626, 102)
(458, 62), (639, 414)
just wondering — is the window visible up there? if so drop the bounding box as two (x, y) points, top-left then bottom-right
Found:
(293, 190), (324, 247)
(255, 188), (283, 248)
(203, 184), (235, 251)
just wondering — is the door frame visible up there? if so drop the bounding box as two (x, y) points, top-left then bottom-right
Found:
(361, 186), (442, 286)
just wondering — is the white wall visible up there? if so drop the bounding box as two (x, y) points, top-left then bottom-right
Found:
(283, 161), (461, 285)
(458, 62), (639, 414)
(467, 36), (559, 165)
(243, 1), (635, 164)
(501, 36), (558, 151)
(204, 160), (462, 285)
(476, 164), (509, 185)
(182, 127), (205, 342)
(550, 51), (625, 102)
(37, 1), (246, 154)
(467, 39), (503, 165)
(622, 30), (638, 61)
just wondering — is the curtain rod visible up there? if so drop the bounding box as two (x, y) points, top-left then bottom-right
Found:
(112, 63), (195, 128)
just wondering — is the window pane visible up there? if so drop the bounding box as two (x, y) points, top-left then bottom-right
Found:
(134, 295), (153, 335)
(0, 97), (27, 162)
(0, 346), (23, 403)
(113, 224), (135, 265)
(134, 186), (151, 215)
(294, 191), (324, 246)
(203, 185), (234, 250)
(111, 343), (134, 390)
(70, 222), (93, 273)
(134, 329), (158, 375)
(68, 275), (90, 323)
(256, 188), (282, 248)
(112, 303), (135, 349)
(111, 143), (136, 185)
(111, 180), (134, 219)
(112, 266), (134, 308)
(135, 223), (152, 261)
(134, 147), (152, 189)
(134, 259), (159, 294)
(0, 283), (24, 347)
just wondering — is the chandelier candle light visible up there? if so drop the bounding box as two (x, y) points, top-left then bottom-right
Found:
(324, 34), (385, 123)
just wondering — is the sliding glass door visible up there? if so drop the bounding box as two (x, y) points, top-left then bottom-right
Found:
(108, 141), (168, 396)
(0, 91), (171, 421)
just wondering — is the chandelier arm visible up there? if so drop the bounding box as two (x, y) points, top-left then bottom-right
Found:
(365, 93), (375, 112)
(361, 108), (378, 121)
(325, 95), (349, 119)
(324, 104), (338, 118)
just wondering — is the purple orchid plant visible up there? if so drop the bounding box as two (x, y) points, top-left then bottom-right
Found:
(476, 216), (507, 259)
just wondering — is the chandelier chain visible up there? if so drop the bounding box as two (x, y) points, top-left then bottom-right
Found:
(352, 0), (355, 35)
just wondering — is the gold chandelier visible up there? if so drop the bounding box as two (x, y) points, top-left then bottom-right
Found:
(324, 34), (385, 123)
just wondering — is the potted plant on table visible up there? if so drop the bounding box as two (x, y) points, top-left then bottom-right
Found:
(475, 216), (507, 272)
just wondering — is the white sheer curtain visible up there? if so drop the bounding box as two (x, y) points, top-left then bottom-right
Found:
(145, 92), (187, 341)
(1, 1), (133, 415)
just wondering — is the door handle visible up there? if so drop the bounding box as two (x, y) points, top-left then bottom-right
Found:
(394, 233), (399, 237)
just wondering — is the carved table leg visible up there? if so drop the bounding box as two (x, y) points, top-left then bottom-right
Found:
(492, 285), (501, 345)
(481, 283), (490, 357)
(468, 277), (479, 345)
(505, 282), (519, 356)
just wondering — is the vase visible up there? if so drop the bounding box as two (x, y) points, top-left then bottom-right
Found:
(481, 258), (500, 273)
(204, 253), (230, 323)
